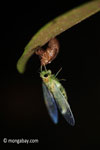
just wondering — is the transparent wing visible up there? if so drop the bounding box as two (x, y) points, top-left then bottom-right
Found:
(42, 83), (58, 124)
(53, 83), (75, 126)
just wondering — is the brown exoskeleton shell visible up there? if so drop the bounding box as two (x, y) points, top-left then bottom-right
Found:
(36, 38), (60, 66)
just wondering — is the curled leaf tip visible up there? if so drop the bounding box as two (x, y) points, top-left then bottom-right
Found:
(17, 0), (100, 73)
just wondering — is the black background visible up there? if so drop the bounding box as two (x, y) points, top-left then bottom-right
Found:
(0, 0), (100, 148)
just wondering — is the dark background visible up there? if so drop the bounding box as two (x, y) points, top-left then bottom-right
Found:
(0, 0), (100, 148)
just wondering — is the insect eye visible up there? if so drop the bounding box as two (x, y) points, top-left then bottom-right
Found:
(44, 74), (48, 77)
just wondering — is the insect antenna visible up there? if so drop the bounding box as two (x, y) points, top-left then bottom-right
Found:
(55, 68), (62, 77)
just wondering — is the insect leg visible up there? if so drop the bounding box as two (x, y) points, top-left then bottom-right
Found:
(40, 65), (43, 72)
(44, 65), (47, 71)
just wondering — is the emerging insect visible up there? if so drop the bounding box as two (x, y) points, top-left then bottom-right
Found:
(35, 38), (60, 66)
(40, 69), (75, 126)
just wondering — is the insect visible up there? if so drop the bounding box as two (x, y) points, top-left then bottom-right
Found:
(40, 69), (75, 126)
(35, 37), (60, 66)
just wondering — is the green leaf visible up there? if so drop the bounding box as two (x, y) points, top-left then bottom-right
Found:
(17, 0), (100, 73)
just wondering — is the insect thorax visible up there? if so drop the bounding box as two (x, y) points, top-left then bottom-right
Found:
(45, 77), (67, 100)
(41, 70), (67, 100)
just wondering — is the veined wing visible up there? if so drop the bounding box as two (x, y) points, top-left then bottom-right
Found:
(52, 83), (75, 126)
(42, 83), (58, 124)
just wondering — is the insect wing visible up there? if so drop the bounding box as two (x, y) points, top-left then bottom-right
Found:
(53, 83), (75, 126)
(42, 83), (58, 124)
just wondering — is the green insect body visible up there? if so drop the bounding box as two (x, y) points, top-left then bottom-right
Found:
(40, 69), (75, 126)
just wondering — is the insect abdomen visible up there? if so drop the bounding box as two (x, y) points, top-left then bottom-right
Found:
(54, 80), (67, 100)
